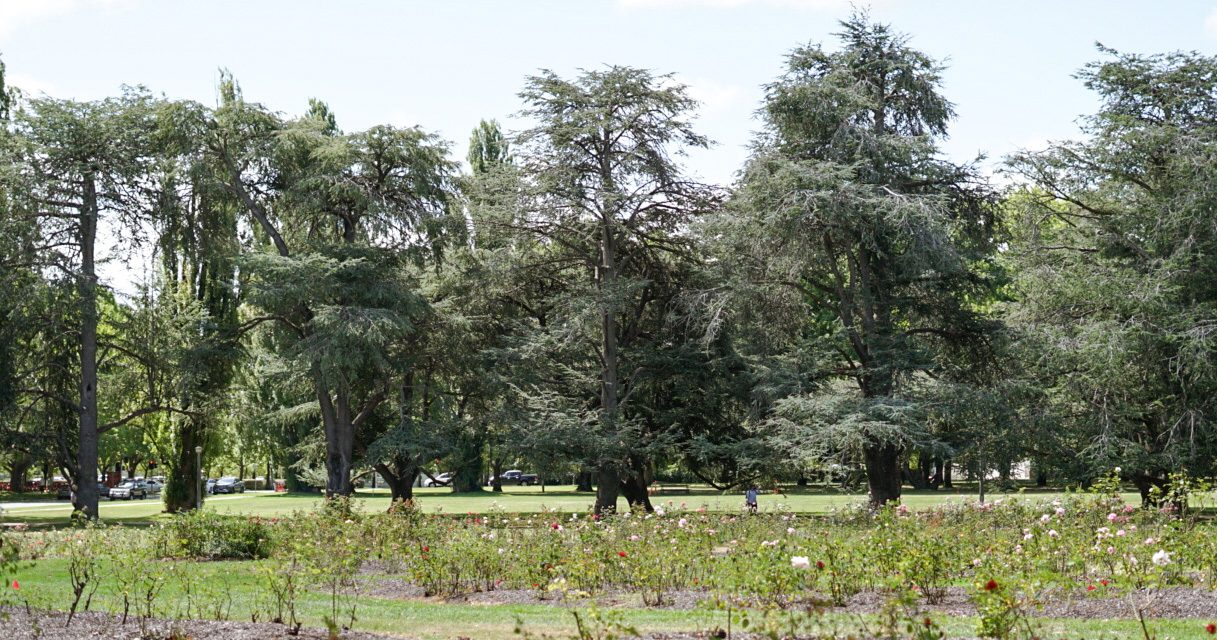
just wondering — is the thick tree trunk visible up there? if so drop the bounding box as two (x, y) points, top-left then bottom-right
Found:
(594, 467), (620, 515)
(576, 470), (593, 492)
(943, 458), (953, 488)
(9, 456), (30, 493)
(164, 419), (203, 512)
(864, 443), (902, 508)
(451, 431), (484, 493)
(620, 456), (653, 512)
(491, 458), (503, 493)
(593, 197), (622, 517)
(909, 454), (932, 490)
(375, 462), (416, 507)
(619, 476), (652, 512)
(73, 177), (100, 519)
(1132, 473), (1177, 510)
(316, 372), (355, 497)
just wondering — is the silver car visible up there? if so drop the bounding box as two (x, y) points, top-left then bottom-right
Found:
(109, 480), (149, 500)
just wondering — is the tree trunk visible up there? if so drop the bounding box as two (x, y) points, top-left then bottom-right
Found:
(594, 467), (620, 515)
(576, 470), (593, 492)
(9, 456), (30, 493)
(619, 476), (652, 512)
(72, 175), (100, 518)
(1132, 473), (1177, 510)
(375, 462), (416, 507)
(593, 188), (622, 517)
(451, 431), (484, 493)
(864, 443), (902, 508)
(491, 458), (503, 493)
(164, 419), (203, 513)
(943, 458), (953, 488)
(1035, 466), (1048, 487)
(316, 370), (355, 497)
(620, 455), (653, 512)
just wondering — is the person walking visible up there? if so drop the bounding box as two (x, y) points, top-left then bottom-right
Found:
(745, 485), (759, 513)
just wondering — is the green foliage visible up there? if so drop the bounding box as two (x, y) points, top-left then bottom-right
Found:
(1006, 45), (1217, 496)
(467, 119), (511, 175)
(153, 511), (273, 560)
(719, 12), (1001, 504)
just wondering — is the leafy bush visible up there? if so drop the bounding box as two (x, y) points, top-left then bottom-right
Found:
(154, 511), (273, 559)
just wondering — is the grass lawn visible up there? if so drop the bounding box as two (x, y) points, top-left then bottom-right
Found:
(9, 558), (1216, 639)
(0, 485), (1170, 527)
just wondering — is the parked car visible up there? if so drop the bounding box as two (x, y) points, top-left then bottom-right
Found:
(212, 477), (245, 494)
(489, 469), (539, 486)
(206, 478), (218, 494)
(422, 472), (452, 487)
(145, 479), (163, 495)
(57, 482), (111, 500)
(109, 480), (149, 500)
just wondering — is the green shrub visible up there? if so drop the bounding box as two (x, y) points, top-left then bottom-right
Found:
(154, 511), (273, 559)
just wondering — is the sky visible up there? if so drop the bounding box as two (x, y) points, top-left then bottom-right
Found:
(3, 0), (1215, 287)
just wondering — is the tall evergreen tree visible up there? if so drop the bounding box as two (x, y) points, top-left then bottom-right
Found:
(5, 90), (170, 516)
(209, 82), (459, 497)
(503, 67), (716, 513)
(723, 14), (998, 506)
(1007, 46), (1217, 503)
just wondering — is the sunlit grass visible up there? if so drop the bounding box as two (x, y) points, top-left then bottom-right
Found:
(4, 485), (1206, 527)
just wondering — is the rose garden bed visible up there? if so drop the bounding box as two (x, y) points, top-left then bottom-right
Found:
(3, 482), (1217, 639)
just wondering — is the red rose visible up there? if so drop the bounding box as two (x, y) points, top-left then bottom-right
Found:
(617, 551), (627, 557)
(1087, 585), (1096, 592)
(422, 545), (429, 553)
(10, 580), (17, 590)
(923, 617), (932, 628)
(1206, 623), (1216, 635)
(984, 579), (998, 592)
(816, 560), (825, 570)
(1100, 579), (1109, 586)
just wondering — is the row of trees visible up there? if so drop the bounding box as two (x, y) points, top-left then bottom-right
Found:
(2, 15), (1215, 515)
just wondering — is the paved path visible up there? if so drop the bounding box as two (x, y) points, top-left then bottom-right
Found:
(0, 493), (254, 514)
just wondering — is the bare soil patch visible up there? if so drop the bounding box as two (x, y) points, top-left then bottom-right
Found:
(363, 577), (1217, 619)
(0, 607), (403, 640)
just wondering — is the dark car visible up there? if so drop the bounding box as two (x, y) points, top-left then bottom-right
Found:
(488, 470), (539, 486)
(109, 480), (149, 500)
(212, 477), (245, 494)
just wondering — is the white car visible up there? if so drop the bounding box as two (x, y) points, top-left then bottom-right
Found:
(145, 479), (163, 495)
(423, 472), (452, 487)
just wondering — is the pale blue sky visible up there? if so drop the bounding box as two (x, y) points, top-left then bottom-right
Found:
(6, 0), (1212, 293)
(3, 0), (1215, 186)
